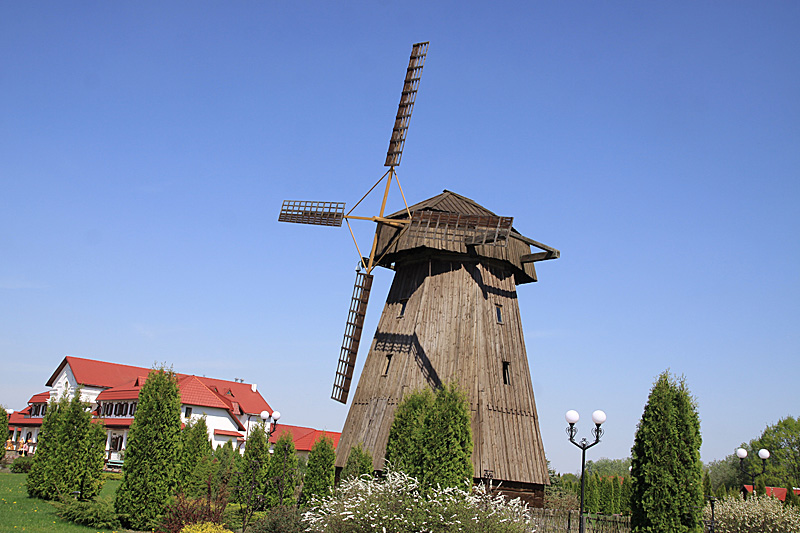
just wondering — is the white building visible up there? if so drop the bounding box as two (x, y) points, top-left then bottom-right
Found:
(8, 356), (277, 462)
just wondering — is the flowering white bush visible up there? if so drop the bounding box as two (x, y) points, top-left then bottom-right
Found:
(302, 469), (534, 532)
(704, 494), (800, 533)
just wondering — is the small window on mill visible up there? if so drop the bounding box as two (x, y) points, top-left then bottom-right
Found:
(495, 304), (503, 324)
(383, 354), (393, 376)
(502, 361), (511, 386)
(398, 299), (409, 318)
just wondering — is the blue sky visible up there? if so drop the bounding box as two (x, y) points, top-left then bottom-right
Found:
(2, 2), (798, 475)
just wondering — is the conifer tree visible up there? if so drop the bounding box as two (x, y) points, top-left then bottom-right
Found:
(385, 387), (433, 478)
(341, 442), (373, 480)
(630, 371), (703, 533)
(212, 440), (237, 492)
(420, 381), (473, 489)
(264, 431), (299, 508)
(114, 367), (182, 530)
(584, 472), (598, 514)
(26, 391), (105, 501)
(784, 484), (799, 508)
(702, 470), (712, 500)
(26, 397), (64, 499)
(237, 421), (270, 508)
(755, 476), (767, 496)
(179, 416), (213, 491)
(300, 434), (335, 505)
(620, 476), (633, 515)
(611, 476), (621, 514)
(0, 406), (8, 446)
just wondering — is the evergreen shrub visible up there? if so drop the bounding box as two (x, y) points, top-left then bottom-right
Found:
(299, 434), (335, 505)
(10, 456), (34, 473)
(53, 498), (121, 529)
(249, 505), (304, 533)
(340, 442), (373, 481)
(263, 430), (299, 509)
(385, 382), (473, 489)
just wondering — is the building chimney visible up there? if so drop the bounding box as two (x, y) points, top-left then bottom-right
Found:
(251, 383), (257, 393)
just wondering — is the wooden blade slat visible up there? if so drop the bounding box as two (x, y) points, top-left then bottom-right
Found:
(278, 200), (345, 227)
(385, 42), (428, 168)
(331, 272), (374, 404)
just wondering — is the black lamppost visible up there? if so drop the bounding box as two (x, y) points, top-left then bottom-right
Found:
(566, 409), (606, 533)
(736, 447), (770, 498)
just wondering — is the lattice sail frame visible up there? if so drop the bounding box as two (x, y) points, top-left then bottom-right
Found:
(385, 42), (428, 168)
(278, 200), (345, 227)
(331, 271), (374, 403)
(407, 211), (514, 247)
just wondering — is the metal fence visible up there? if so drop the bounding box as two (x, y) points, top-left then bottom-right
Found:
(530, 509), (631, 533)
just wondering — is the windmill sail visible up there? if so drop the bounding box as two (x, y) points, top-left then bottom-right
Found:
(385, 42), (428, 168)
(331, 271), (374, 403)
(278, 200), (345, 227)
(406, 211), (514, 247)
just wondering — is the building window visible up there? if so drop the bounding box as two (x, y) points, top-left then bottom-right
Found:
(383, 354), (393, 376)
(185, 406), (193, 418)
(502, 361), (511, 386)
(130, 402), (137, 416)
(121, 403), (128, 417)
(41, 405), (46, 416)
(114, 403), (122, 416)
(398, 299), (409, 318)
(104, 403), (113, 416)
(495, 304), (503, 324)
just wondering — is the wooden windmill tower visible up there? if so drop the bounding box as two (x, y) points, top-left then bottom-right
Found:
(278, 43), (560, 504)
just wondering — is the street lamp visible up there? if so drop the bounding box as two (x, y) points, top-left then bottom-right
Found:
(260, 410), (281, 438)
(736, 447), (770, 498)
(566, 409), (606, 533)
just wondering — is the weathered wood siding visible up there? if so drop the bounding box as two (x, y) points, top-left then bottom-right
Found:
(335, 254), (549, 487)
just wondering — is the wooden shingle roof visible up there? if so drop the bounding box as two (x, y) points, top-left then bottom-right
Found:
(376, 190), (557, 285)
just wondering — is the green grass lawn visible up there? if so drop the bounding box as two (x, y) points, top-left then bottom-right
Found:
(0, 473), (124, 533)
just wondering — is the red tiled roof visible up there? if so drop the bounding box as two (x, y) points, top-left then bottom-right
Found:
(46, 356), (272, 416)
(214, 429), (244, 437)
(28, 392), (50, 404)
(269, 424), (341, 452)
(8, 409), (42, 427)
(177, 375), (229, 410)
(96, 387), (140, 401)
(48, 356), (150, 389)
(95, 417), (134, 428)
(743, 485), (800, 502)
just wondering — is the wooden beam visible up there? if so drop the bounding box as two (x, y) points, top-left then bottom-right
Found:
(344, 214), (409, 227)
(520, 251), (559, 263)
(511, 234), (560, 258)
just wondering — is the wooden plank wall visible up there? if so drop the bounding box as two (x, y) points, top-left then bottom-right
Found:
(334, 254), (549, 486)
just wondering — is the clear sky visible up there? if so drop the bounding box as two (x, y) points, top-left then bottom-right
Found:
(2, 2), (798, 475)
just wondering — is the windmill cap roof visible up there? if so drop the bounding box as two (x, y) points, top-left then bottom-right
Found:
(388, 190), (500, 218)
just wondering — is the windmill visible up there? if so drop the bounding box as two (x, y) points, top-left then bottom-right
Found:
(279, 42), (560, 505)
